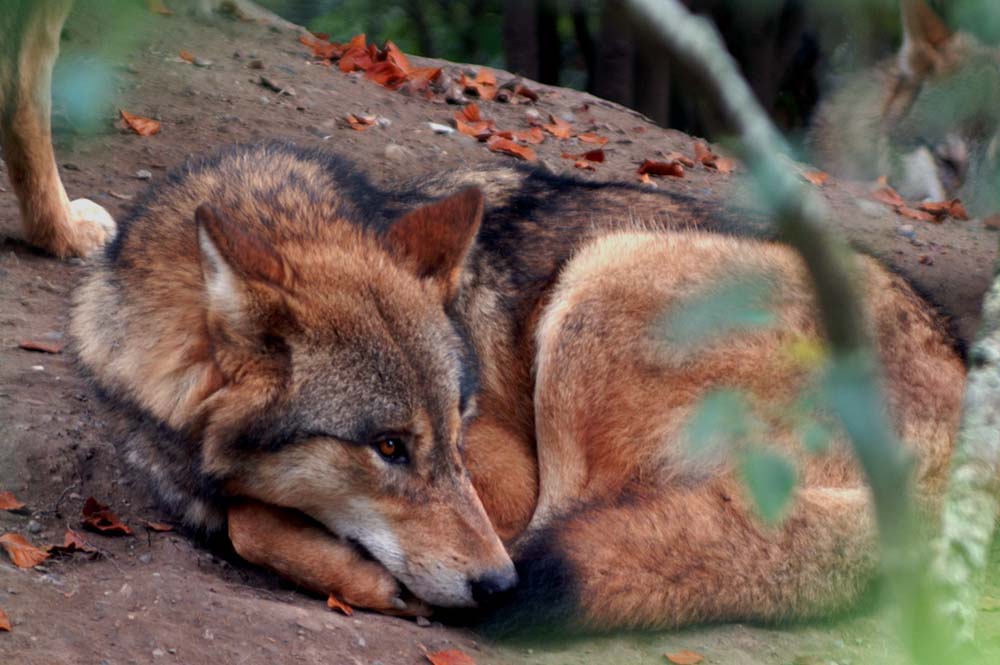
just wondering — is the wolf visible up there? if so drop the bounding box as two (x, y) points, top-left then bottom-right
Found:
(810, 0), (1000, 214)
(69, 140), (966, 629)
(0, 0), (299, 258)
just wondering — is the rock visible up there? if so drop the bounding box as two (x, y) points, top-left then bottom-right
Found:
(203, 628), (215, 640)
(135, 169), (152, 180)
(26, 520), (43, 534)
(193, 57), (212, 68)
(355, 636), (367, 648)
(152, 648), (166, 658)
(383, 143), (412, 161)
(896, 224), (916, 239)
(415, 616), (430, 627)
(376, 117), (391, 129)
(428, 122), (454, 135)
(138, 553), (152, 564)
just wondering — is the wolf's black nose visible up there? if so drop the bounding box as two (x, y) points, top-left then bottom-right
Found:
(470, 568), (519, 605)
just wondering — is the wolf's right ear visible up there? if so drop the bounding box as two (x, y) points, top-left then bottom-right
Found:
(385, 187), (484, 301)
(899, 0), (954, 79)
(196, 202), (291, 328)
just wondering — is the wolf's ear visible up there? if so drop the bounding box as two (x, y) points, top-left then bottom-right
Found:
(385, 187), (484, 301)
(196, 202), (291, 328)
(899, 0), (954, 79)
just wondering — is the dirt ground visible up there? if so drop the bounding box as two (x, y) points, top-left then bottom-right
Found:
(3, 4), (1000, 664)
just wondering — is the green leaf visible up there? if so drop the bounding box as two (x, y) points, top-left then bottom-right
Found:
(660, 273), (777, 350)
(684, 390), (751, 461)
(740, 450), (796, 524)
(801, 421), (832, 455)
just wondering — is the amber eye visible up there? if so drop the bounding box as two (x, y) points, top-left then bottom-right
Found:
(374, 437), (408, 463)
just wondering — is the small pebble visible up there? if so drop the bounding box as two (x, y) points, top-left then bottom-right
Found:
(27, 520), (43, 534)
(152, 648), (166, 658)
(428, 122), (454, 135)
(355, 637), (367, 648)
(135, 169), (152, 180)
(376, 117), (391, 129)
(896, 224), (916, 239)
(138, 553), (152, 564)
(193, 57), (212, 68)
(415, 616), (430, 627)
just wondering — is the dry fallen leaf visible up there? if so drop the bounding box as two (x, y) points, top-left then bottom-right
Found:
(898, 206), (938, 223)
(327, 593), (353, 616)
(120, 110), (161, 137)
(512, 127), (545, 144)
(918, 199), (969, 221)
(147, 0), (172, 15)
(345, 114), (376, 131)
(0, 608), (9, 632)
(542, 114), (573, 139)
(0, 533), (50, 569)
(179, 50), (195, 63)
(638, 159), (685, 178)
(577, 133), (608, 146)
(455, 103), (482, 123)
(561, 149), (605, 163)
(665, 151), (695, 168)
(81, 497), (133, 536)
(142, 521), (174, 533)
(514, 83), (539, 101)
(802, 170), (829, 187)
(18, 340), (63, 354)
(486, 136), (537, 162)
(47, 528), (97, 556)
(693, 141), (714, 164)
(573, 160), (595, 170)
(870, 176), (905, 208)
(665, 649), (705, 665)
(0, 491), (25, 511)
(461, 70), (497, 100)
(712, 156), (737, 174)
(427, 650), (476, 665)
(639, 172), (654, 185)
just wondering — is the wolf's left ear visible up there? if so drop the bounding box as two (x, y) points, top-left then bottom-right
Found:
(386, 187), (484, 301)
(899, 0), (954, 79)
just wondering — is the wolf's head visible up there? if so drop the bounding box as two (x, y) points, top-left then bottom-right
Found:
(880, 0), (1000, 209)
(189, 187), (516, 607)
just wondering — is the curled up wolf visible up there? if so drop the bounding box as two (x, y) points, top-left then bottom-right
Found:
(0, 0), (973, 635)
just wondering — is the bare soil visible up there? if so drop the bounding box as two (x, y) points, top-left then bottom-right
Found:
(3, 4), (1000, 664)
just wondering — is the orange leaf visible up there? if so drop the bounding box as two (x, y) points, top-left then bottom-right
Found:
(638, 159), (685, 178)
(898, 206), (938, 223)
(345, 114), (376, 131)
(366, 61), (409, 89)
(577, 133), (608, 146)
(460, 70), (497, 100)
(573, 160), (595, 171)
(0, 608), (9, 632)
(639, 172), (653, 185)
(455, 104), (482, 123)
(18, 340), (63, 354)
(512, 127), (545, 144)
(143, 520), (174, 532)
(427, 650), (476, 665)
(402, 66), (441, 91)
(665, 649), (704, 665)
(486, 136), (537, 162)
(0, 491), (25, 511)
(803, 170), (829, 187)
(147, 0), (172, 15)
(81, 497), (133, 536)
(383, 40), (413, 74)
(949, 199), (969, 220)
(561, 149), (605, 163)
(0, 533), (50, 568)
(543, 115), (572, 139)
(693, 141), (715, 164)
(918, 199), (969, 220)
(665, 151), (695, 168)
(47, 528), (96, 555)
(514, 84), (539, 101)
(711, 156), (737, 174)
(120, 110), (161, 137)
(327, 594), (353, 616)
(179, 50), (195, 63)
(456, 119), (494, 140)
(870, 177), (905, 208)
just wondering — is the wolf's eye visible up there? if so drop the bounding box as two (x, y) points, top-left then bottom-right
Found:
(374, 436), (408, 464)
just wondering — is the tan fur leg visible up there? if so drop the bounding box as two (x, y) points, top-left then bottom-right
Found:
(228, 500), (430, 617)
(0, 0), (115, 258)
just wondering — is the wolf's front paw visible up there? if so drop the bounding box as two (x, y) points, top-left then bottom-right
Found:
(62, 198), (117, 257)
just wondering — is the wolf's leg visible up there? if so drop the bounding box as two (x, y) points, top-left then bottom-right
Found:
(0, 0), (115, 258)
(228, 500), (431, 617)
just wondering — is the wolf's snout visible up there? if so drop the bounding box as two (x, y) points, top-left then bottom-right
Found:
(469, 566), (519, 605)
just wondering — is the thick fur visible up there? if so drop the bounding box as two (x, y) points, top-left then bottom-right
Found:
(810, 0), (1000, 215)
(70, 141), (966, 630)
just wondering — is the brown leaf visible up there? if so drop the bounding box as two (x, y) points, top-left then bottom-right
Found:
(142, 520), (174, 533)
(0, 533), (50, 568)
(0, 608), (9, 632)
(577, 133), (608, 145)
(665, 649), (704, 665)
(561, 149), (605, 163)
(712, 156), (737, 174)
(147, 0), (172, 15)
(514, 84), (539, 101)
(120, 110), (161, 137)
(81, 497), (133, 536)
(461, 70), (497, 100)
(345, 114), (376, 131)
(870, 177), (905, 208)
(573, 160), (595, 170)
(639, 172), (654, 185)
(327, 594), (354, 616)
(47, 528), (97, 555)
(693, 141), (715, 165)
(665, 151), (695, 168)
(918, 199), (969, 221)
(427, 650), (476, 665)
(18, 340), (63, 354)
(365, 61), (408, 89)
(638, 159), (685, 178)
(542, 114), (573, 139)
(512, 127), (545, 145)
(802, 170), (829, 187)
(898, 206), (937, 223)
(949, 199), (969, 220)
(0, 491), (25, 511)
(179, 50), (195, 63)
(455, 103), (483, 123)
(455, 120), (494, 140)
(486, 136), (537, 162)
